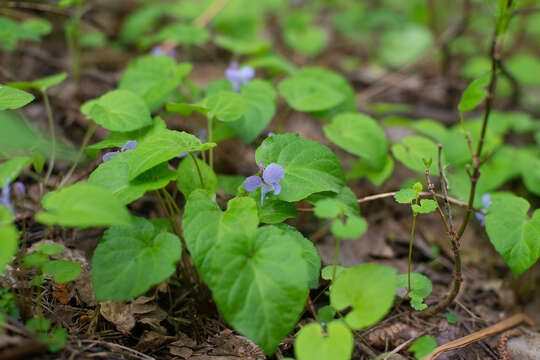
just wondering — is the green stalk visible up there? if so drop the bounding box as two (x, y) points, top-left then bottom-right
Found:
(407, 213), (418, 292)
(42, 91), (56, 187)
(189, 153), (205, 189)
(207, 116), (214, 170)
(332, 237), (342, 282)
(59, 122), (96, 188)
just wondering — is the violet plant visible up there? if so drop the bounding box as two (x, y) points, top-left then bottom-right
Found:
(1, 1), (539, 359)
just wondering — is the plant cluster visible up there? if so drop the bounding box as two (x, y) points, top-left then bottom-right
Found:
(0, 0), (539, 359)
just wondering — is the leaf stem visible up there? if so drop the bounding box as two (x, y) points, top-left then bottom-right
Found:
(189, 153), (205, 189)
(207, 116), (214, 171)
(407, 212), (417, 292)
(59, 122), (96, 188)
(332, 236), (341, 282)
(42, 91), (56, 187)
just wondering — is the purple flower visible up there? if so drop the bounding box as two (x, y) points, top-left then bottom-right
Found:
(244, 162), (284, 205)
(102, 140), (137, 162)
(178, 130), (206, 159)
(13, 182), (26, 197)
(151, 46), (176, 57)
(225, 61), (255, 92)
(0, 180), (13, 214)
(475, 194), (491, 227)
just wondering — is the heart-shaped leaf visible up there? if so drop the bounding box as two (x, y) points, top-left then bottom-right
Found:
(397, 273), (433, 310)
(256, 134), (346, 202)
(119, 55), (191, 111)
(331, 215), (367, 239)
(81, 89), (152, 132)
(412, 199), (438, 214)
(485, 194), (540, 275)
(92, 217), (182, 301)
(203, 91), (246, 122)
(295, 321), (353, 360)
(323, 113), (388, 169)
(278, 74), (344, 112)
(183, 190), (315, 353)
(36, 183), (132, 228)
(391, 136), (441, 175)
(330, 264), (397, 330)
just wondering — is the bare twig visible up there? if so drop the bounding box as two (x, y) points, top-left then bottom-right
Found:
(421, 313), (534, 360)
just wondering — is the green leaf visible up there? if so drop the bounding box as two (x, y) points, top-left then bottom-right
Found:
(203, 91), (246, 122)
(0, 207), (17, 276)
(458, 73), (491, 112)
(119, 55), (191, 111)
(408, 335), (437, 359)
(36, 183), (132, 228)
(295, 321), (353, 360)
(228, 80), (276, 142)
(9, 73), (67, 92)
(255, 134), (346, 202)
(445, 312), (459, 324)
(331, 215), (367, 239)
(278, 73), (345, 112)
(314, 198), (343, 219)
(126, 129), (215, 180)
(23, 252), (48, 268)
(183, 191), (259, 274)
(317, 305), (336, 323)
(243, 55), (296, 75)
(183, 191), (313, 353)
(283, 13), (328, 57)
(507, 53), (540, 87)
(88, 151), (177, 204)
(31, 151), (45, 172)
(35, 243), (64, 256)
(42, 260), (81, 283)
(306, 186), (361, 218)
(250, 193), (298, 224)
(0, 156), (32, 184)
(394, 188), (417, 204)
(81, 90), (152, 132)
(151, 23), (209, 45)
(321, 265), (346, 281)
(0, 111), (78, 163)
(323, 113), (388, 169)
(41, 328), (67, 352)
(330, 264), (397, 329)
(274, 223), (321, 289)
(85, 116), (166, 158)
(391, 136), (441, 175)
(412, 199), (438, 214)
(177, 156), (217, 197)
(91, 217), (182, 301)
(378, 25), (432, 68)
(26, 317), (51, 332)
(485, 194), (540, 275)
(206, 225), (310, 354)
(166, 102), (210, 117)
(397, 273), (433, 311)
(217, 174), (244, 196)
(215, 35), (270, 55)
(0, 85), (34, 110)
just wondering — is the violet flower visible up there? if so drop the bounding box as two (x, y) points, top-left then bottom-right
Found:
(244, 162), (284, 206)
(0, 180), (13, 214)
(13, 182), (26, 197)
(102, 140), (137, 162)
(225, 61), (255, 92)
(475, 194), (491, 227)
(151, 46), (176, 58)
